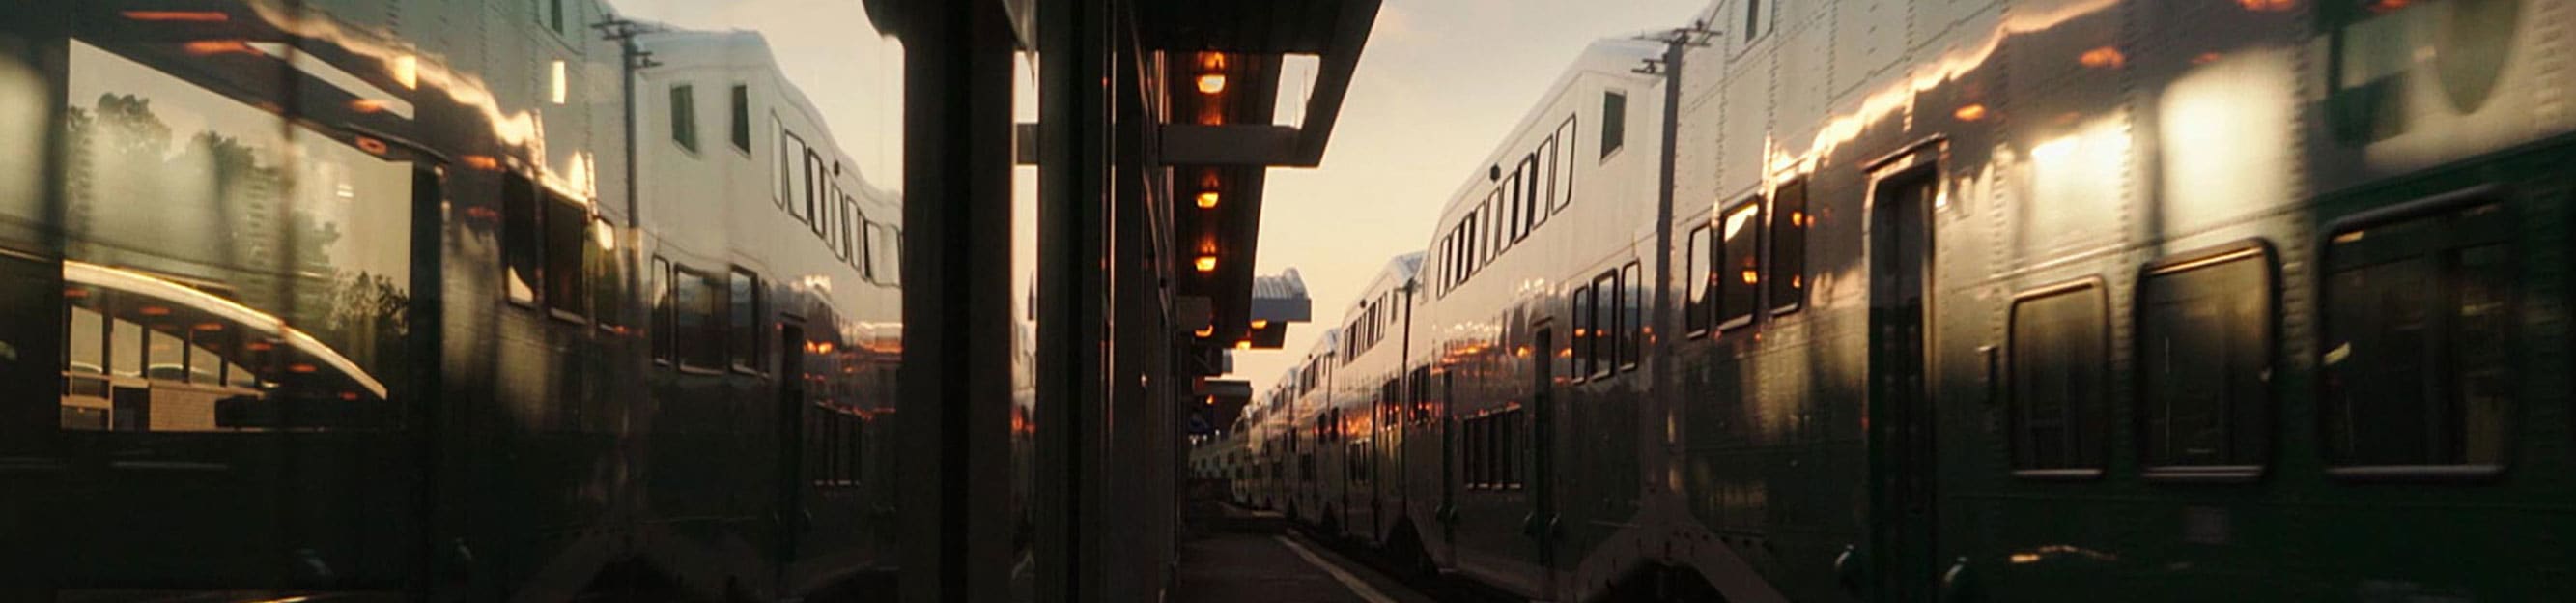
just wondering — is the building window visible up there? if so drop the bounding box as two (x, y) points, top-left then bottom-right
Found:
(543, 193), (590, 319)
(2009, 280), (2109, 476)
(1686, 224), (1713, 335)
(730, 85), (753, 153)
(651, 257), (674, 363)
(669, 85), (698, 153)
(1717, 199), (1762, 330)
(1599, 91), (1626, 158)
(2320, 199), (2513, 473)
(1770, 179), (1808, 313)
(675, 266), (724, 371)
(2136, 243), (2275, 477)
(503, 173), (542, 305)
(729, 268), (763, 373)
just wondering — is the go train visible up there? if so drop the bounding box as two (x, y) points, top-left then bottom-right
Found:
(0, 0), (904, 599)
(1222, 0), (2576, 600)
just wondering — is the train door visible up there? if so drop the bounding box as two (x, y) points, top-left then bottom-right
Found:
(1527, 325), (1557, 578)
(1866, 166), (1939, 601)
(775, 321), (808, 587)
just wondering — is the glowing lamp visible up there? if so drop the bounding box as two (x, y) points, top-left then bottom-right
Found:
(1197, 191), (1221, 209)
(1195, 255), (1219, 273)
(1197, 73), (1228, 95)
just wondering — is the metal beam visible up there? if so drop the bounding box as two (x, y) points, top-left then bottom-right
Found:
(1159, 125), (1302, 166)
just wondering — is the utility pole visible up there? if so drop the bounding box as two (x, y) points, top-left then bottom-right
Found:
(1634, 21), (1712, 503)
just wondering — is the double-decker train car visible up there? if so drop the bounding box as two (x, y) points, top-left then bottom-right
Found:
(0, 0), (902, 599)
(1260, 0), (2576, 600)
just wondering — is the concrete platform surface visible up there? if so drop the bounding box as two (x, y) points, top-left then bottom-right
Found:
(1170, 531), (1435, 603)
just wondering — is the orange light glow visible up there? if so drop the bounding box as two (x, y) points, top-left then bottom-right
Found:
(64, 288), (89, 299)
(1197, 73), (1228, 95)
(1198, 104), (1226, 126)
(816, 341), (835, 354)
(1198, 52), (1229, 72)
(339, 391), (361, 401)
(124, 11), (230, 22)
(351, 99), (387, 113)
(2193, 52), (2222, 65)
(289, 363), (319, 374)
(139, 306), (171, 317)
(1954, 103), (1988, 122)
(1196, 256), (1219, 273)
(1251, 320), (1269, 330)
(1197, 191), (1221, 209)
(1741, 270), (1760, 284)
(1204, 396), (1217, 406)
(354, 136), (390, 156)
(462, 155), (502, 171)
(1235, 340), (1252, 350)
(1195, 325), (1216, 338)
(245, 341), (276, 352)
(2235, 0), (2297, 11)
(194, 322), (224, 331)
(2079, 46), (2126, 69)
(183, 40), (262, 57)
(2368, 0), (2411, 13)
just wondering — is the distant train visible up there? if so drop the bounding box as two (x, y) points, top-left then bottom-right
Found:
(1227, 0), (2576, 600)
(1, 1), (903, 599)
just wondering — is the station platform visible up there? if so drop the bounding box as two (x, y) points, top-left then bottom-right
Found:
(1172, 504), (1434, 603)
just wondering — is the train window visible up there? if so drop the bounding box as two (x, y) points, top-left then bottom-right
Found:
(651, 257), (674, 364)
(1600, 91), (1627, 158)
(1591, 271), (1617, 379)
(1569, 284), (1593, 380)
(840, 198), (861, 263)
(1717, 199), (1761, 330)
(504, 174), (543, 305)
(589, 216), (623, 328)
(2136, 243), (2275, 478)
(807, 155), (831, 238)
(1550, 117), (1577, 214)
(730, 85), (753, 153)
(669, 84), (699, 153)
(1770, 179), (1808, 313)
(1507, 175), (1526, 242)
(729, 268), (764, 374)
(547, 0), (567, 34)
(1621, 262), (1642, 370)
(675, 266), (725, 371)
(1517, 155), (1541, 237)
(544, 194), (591, 320)
(1685, 224), (1713, 336)
(888, 228), (905, 285)
(2008, 279), (2109, 477)
(2320, 199), (2512, 475)
(1741, 0), (1767, 41)
(774, 120), (800, 209)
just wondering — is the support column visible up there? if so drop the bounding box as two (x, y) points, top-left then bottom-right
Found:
(896, 1), (1017, 601)
(1034, 0), (1112, 600)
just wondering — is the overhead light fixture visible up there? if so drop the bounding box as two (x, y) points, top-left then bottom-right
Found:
(1195, 325), (1215, 337)
(1954, 103), (1988, 122)
(1197, 73), (1227, 95)
(1234, 340), (1252, 350)
(1197, 191), (1221, 209)
(1251, 320), (1269, 330)
(1195, 255), (1219, 273)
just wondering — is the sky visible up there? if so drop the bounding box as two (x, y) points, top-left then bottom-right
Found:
(610, 0), (1712, 395)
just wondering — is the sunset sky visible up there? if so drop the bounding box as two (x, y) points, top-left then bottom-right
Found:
(615, 0), (1709, 395)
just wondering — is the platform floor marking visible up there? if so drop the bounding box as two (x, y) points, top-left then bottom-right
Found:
(1275, 534), (1399, 603)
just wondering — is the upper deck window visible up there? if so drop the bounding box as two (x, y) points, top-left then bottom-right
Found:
(1600, 91), (1626, 159)
(730, 85), (753, 153)
(2010, 280), (2109, 477)
(670, 84), (698, 152)
(1769, 180), (1808, 313)
(1717, 199), (1762, 330)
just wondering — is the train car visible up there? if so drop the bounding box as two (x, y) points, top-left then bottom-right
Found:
(1269, 0), (2576, 601)
(0, 1), (902, 599)
(1310, 253), (1422, 547)
(1285, 329), (1340, 526)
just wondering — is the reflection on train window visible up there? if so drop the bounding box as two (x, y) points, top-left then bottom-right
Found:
(1718, 199), (1761, 330)
(730, 85), (753, 153)
(730, 267), (764, 373)
(504, 174), (542, 304)
(1590, 271), (1616, 379)
(651, 257), (674, 363)
(1620, 261), (1641, 370)
(2136, 244), (2274, 475)
(2320, 201), (2512, 472)
(2009, 280), (2109, 476)
(545, 194), (591, 319)
(1685, 224), (1712, 336)
(1769, 179), (1807, 313)
(1462, 410), (1523, 489)
(58, 42), (410, 431)
(1569, 282), (1593, 380)
(1599, 91), (1626, 159)
(675, 265), (724, 371)
(670, 84), (699, 153)
(589, 217), (623, 328)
